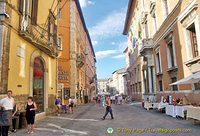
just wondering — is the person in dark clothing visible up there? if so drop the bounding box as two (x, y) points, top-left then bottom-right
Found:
(25, 96), (37, 134)
(0, 90), (14, 136)
(101, 96), (114, 120)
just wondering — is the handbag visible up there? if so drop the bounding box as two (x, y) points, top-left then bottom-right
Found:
(55, 100), (58, 105)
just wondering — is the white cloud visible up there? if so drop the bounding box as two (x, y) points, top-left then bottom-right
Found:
(95, 50), (117, 59)
(111, 42), (115, 45)
(112, 54), (125, 59)
(92, 40), (98, 46)
(79, 0), (87, 8)
(89, 8), (126, 40)
(88, 0), (95, 5)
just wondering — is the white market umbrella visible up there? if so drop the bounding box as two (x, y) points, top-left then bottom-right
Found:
(98, 92), (110, 96)
(170, 72), (200, 85)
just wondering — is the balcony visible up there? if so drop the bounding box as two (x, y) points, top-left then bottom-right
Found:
(140, 38), (153, 55)
(18, 15), (57, 58)
(76, 53), (85, 68)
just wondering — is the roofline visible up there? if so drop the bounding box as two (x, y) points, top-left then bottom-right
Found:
(123, 0), (135, 35)
(123, 47), (128, 53)
(75, 0), (96, 62)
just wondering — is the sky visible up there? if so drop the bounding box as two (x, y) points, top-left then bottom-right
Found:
(79, 0), (129, 79)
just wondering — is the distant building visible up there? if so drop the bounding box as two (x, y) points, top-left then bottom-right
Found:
(112, 68), (127, 95)
(97, 79), (109, 93)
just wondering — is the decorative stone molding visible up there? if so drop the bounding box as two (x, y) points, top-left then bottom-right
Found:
(149, 0), (156, 16)
(141, 11), (148, 24)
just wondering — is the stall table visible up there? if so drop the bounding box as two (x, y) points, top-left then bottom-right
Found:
(187, 107), (200, 122)
(166, 105), (176, 117)
(175, 105), (193, 118)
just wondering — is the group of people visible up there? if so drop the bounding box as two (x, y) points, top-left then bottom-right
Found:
(0, 90), (37, 136)
(55, 96), (74, 116)
(96, 95), (124, 105)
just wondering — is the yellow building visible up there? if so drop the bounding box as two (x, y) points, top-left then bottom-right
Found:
(124, 0), (200, 104)
(0, 0), (59, 117)
(58, 0), (94, 105)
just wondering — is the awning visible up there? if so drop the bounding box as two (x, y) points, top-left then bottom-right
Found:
(170, 72), (200, 85)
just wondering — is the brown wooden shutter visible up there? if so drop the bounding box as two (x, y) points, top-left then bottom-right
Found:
(31, 0), (38, 25)
(48, 17), (51, 41)
(19, 0), (24, 14)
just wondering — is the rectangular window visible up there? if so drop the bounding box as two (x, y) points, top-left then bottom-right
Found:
(136, 83), (138, 92)
(171, 77), (178, 91)
(144, 21), (149, 39)
(187, 23), (199, 58)
(152, 13), (157, 33)
(135, 68), (137, 83)
(166, 35), (176, 68)
(163, 0), (169, 17)
(194, 83), (200, 90)
(156, 52), (161, 73)
(168, 41), (175, 67)
(31, 0), (38, 25)
(139, 82), (141, 92)
(159, 80), (163, 91)
(58, 36), (62, 50)
(59, 8), (61, 19)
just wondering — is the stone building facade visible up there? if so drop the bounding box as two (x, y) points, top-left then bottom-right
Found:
(123, 0), (200, 104)
(58, 0), (96, 105)
(0, 0), (59, 118)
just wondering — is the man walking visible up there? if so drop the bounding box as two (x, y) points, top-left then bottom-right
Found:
(0, 90), (15, 136)
(101, 96), (114, 120)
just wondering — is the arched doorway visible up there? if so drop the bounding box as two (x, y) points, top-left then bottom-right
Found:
(33, 57), (44, 113)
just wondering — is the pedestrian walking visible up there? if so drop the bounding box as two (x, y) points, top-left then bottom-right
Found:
(12, 104), (19, 133)
(102, 96), (105, 107)
(55, 96), (61, 116)
(68, 97), (74, 114)
(112, 96), (115, 104)
(25, 96), (37, 134)
(117, 95), (121, 105)
(110, 96), (113, 104)
(0, 90), (14, 136)
(100, 96), (102, 103)
(101, 96), (114, 120)
(98, 96), (100, 104)
(96, 96), (98, 104)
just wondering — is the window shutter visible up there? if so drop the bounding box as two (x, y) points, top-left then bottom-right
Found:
(19, 0), (24, 14)
(31, 0), (38, 25)
(53, 24), (57, 46)
(48, 17), (51, 41)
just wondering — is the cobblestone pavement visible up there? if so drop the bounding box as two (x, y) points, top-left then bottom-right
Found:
(10, 101), (200, 136)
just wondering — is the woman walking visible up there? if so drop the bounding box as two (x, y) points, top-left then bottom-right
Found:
(68, 97), (74, 114)
(101, 96), (114, 120)
(55, 96), (61, 116)
(25, 96), (37, 134)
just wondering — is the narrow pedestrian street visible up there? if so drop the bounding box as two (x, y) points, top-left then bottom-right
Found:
(11, 102), (200, 136)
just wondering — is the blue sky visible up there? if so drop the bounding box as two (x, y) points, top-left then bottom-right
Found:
(79, 0), (128, 79)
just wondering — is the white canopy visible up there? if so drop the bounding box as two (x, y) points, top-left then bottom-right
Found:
(170, 72), (200, 85)
(98, 92), (110, 96)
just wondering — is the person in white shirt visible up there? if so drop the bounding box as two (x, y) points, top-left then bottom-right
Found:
(0, 90), (15, 136)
